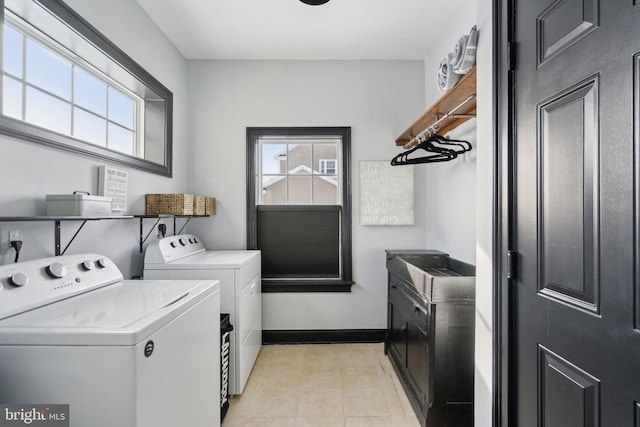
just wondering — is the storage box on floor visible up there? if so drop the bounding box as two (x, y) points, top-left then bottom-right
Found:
(46, 193), (112, 216)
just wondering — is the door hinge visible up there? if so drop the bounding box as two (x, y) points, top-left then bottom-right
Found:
(507, 42), (517, 71)
(507, 250), (518, 280)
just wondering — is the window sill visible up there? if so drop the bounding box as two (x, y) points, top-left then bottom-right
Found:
(262, 279), (354, 293)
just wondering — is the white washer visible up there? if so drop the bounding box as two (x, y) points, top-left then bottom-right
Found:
(0, 253), (220, 427)
(143, 234), (261, 395)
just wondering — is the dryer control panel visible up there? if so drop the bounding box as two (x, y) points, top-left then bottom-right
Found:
(144, 234), (206, 264)
(0, 254), (123, 320)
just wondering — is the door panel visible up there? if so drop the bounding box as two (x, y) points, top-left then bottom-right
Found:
(538, 77), (599, 312)
(539, 345), (600, 427)
(536, 0), (599, 66)
(513, 0), (640, 425)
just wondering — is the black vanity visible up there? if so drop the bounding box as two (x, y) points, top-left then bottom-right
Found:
(385, 250), (475, 427)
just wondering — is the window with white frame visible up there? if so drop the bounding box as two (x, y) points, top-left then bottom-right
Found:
(0, 0), (173, 176)
(319, 159), (337, 175)
(3, 21), (141, 156)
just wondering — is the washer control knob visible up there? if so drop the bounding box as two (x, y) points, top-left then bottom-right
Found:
(46, 262), (67, 279)
(96, 258), (109, 269)
(81, 260), (95, 271)
(170, 242), (177, 248)
(193, 238), (198, 244)
(188, 238), (193, 244)
(179, 238), (186, 246)
(9, 272), (29, 287)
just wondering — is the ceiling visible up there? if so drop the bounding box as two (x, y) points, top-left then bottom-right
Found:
(134, 0), (471, 60)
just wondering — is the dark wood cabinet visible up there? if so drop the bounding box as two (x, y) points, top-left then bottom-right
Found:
(385, 250), (475, 427)
(387, 275), (433, 416)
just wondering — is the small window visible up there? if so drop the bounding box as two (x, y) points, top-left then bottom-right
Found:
(247, 127), (353, 292)
(319, 159), (337, 175)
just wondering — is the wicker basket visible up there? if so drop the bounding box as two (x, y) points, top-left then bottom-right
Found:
(145, 194), (194, 215)
(194, 196), (206, 215)
(205, 197), (216, 215)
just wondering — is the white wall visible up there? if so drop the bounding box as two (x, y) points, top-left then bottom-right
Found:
(0, 0), (189, 278)
(421, 10), (478, 265)
(186, 60), (426, 330)
(420, 3), (494, 425)
(475, 1), (495, 426)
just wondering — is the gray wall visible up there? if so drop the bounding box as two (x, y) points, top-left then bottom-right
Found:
(186, 60), (427, 330)
(0, 0), (190, 278)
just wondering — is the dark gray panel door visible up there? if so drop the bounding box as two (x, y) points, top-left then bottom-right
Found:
(513, 0), (640, 425)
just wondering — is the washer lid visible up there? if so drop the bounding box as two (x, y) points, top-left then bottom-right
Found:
(144, 250), (261, 270)
(0, 279), (219, 346)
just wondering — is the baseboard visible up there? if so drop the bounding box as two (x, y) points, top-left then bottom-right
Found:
(262, 329), (386, 344)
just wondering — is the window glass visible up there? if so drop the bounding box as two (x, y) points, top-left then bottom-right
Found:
(262, 176), (287, 204)
(26, 38), (71, 100)
(73, 107), (106, 146)
(313, 176), (338, 204)
(288, 175), (312, 204)
(259, 139), (339, 205)
(314, 143), (337, 173)
(3, 24), (22, 77)
(108, 86), (135, 129)
(74, 67), (106, 116)
(25, 86), (70, 134)
(288, 143), (312, 174)
(261, 143), (286, 174)
(3, 75), (22, 119)
(108, 122), (134, 155)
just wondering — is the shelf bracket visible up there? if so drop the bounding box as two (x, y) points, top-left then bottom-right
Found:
(55, 220), (88, 256)
(174, 216), (193, 235)
(139, 217), (163, 253)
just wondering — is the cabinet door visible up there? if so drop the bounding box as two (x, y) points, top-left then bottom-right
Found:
(387, 279), (408, 367)
(406, 309), (430, 413)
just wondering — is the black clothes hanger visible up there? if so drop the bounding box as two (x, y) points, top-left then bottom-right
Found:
(390, 134), (471, 166)
(390, 135), (457, 165)
(429, 134), (472, 154)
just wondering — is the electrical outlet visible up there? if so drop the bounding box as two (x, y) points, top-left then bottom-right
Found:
(156, 220), (166, 238)
(9, 230), (20, 242)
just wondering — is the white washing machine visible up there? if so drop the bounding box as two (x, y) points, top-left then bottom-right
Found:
(0, 253), (220, 427)
(143, 234), (261, 395)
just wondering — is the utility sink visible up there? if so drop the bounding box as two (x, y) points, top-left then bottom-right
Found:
(386, 250), (475, 301)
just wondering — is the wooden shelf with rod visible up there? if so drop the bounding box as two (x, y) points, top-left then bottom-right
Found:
(396, 65), (476, 147)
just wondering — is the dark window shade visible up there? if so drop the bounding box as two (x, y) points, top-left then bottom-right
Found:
(257, 206), (340, 279)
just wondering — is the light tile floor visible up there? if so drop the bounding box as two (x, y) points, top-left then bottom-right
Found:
(222, 343), (421, 427)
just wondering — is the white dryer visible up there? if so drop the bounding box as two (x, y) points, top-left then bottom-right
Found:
(143, 234), (261, 395)
(0, 254), (220, 427)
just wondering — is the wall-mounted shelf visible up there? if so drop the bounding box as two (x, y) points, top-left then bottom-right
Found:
(134, 214), (210, 252)
(396, 65), (476, 148)
(0, 216), (133, 256)
(0, 214), (211, 256)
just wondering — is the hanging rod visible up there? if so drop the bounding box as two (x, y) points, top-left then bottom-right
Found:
(403, 94), (477, 149)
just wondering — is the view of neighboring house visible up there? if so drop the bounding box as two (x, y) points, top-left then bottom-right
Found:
(262, 143), (338, 205)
